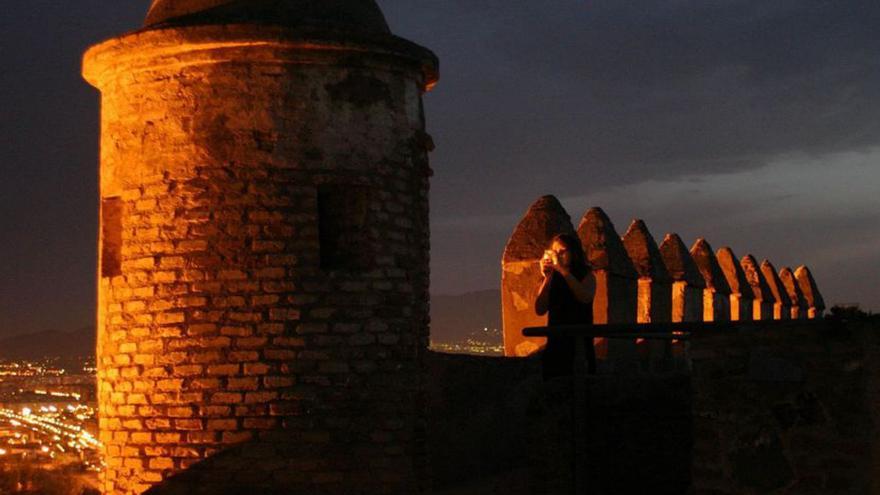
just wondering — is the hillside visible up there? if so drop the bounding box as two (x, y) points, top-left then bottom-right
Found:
(0, 290), (502, 358)
(0, 326), (94, 359)
(430, 290), (501, 344)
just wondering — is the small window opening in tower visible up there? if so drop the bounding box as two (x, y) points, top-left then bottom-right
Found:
(101, 197), (123, 278)
(318, 184), (372, 271)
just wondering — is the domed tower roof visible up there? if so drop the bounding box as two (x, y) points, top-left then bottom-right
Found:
(145, 0), (391, 34)
(690, 238), (731, 294)
(622, 219), (671, 283)
(577, 207), (638, 278)
(659, 233), (704, 287)
(503, 195), (576, 262)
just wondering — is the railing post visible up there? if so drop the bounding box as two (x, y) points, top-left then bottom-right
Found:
(572, 335), (590, 495)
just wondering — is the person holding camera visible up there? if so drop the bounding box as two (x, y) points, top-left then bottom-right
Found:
(534, 233), (597, 378)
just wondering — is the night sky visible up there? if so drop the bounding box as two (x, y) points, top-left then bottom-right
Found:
(1, 1), (878, 337)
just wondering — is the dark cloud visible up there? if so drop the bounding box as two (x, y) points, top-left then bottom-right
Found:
(0, 2), (877, 335)
(382, 0), (880, 215)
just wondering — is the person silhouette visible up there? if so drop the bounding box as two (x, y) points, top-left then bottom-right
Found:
(535, 233), (597, 378)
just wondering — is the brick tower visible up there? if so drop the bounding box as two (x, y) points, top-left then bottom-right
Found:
(82, 1), (438, 493)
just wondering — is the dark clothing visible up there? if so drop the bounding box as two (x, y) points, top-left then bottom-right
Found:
(542, 271), (596, 379)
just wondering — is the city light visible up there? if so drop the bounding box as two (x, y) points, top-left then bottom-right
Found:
(0, 356), (100, 484)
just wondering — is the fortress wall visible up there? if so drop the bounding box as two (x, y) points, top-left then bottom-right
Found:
(690, 320), (880, 494)
(426, 351), (692, 495)
(427, 319), (880, 494)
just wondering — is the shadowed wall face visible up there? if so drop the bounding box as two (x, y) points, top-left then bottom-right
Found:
(83, 7), (437, 494)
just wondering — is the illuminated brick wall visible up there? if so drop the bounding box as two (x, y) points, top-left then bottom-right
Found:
(83, 16), (437, 495)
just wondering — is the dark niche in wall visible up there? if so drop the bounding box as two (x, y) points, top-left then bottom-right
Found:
(101, 197), (123, 278)
(317, 184), (372, 271)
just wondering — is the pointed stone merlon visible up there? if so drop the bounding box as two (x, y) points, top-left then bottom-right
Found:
(761, 260), (791, 320)
(716, 247), (754, 322)
(578, 208), (637, 359)
(660, 233), (705, 323)
(795, 265), (826, 319)
(690, 239), (731, 322)
(501, 195), (577, 357)
(622, 220), (672, 324)
(779, 267), (808, 319)
(740, 254), (776, 321)
(578, 208), (638, 325)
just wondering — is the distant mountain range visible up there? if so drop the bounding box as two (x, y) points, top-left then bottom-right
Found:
(0, 326), (95, 360)
(0, 290), (501, 358)
(431, 289), (501, 344)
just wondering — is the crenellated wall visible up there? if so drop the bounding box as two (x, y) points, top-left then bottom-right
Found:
(502, 196), (827, 356)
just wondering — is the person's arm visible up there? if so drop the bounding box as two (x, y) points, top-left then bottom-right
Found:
(535, 273), (553, 316)
(535, 256), (554, 315)
(556, 267), (595, 305)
